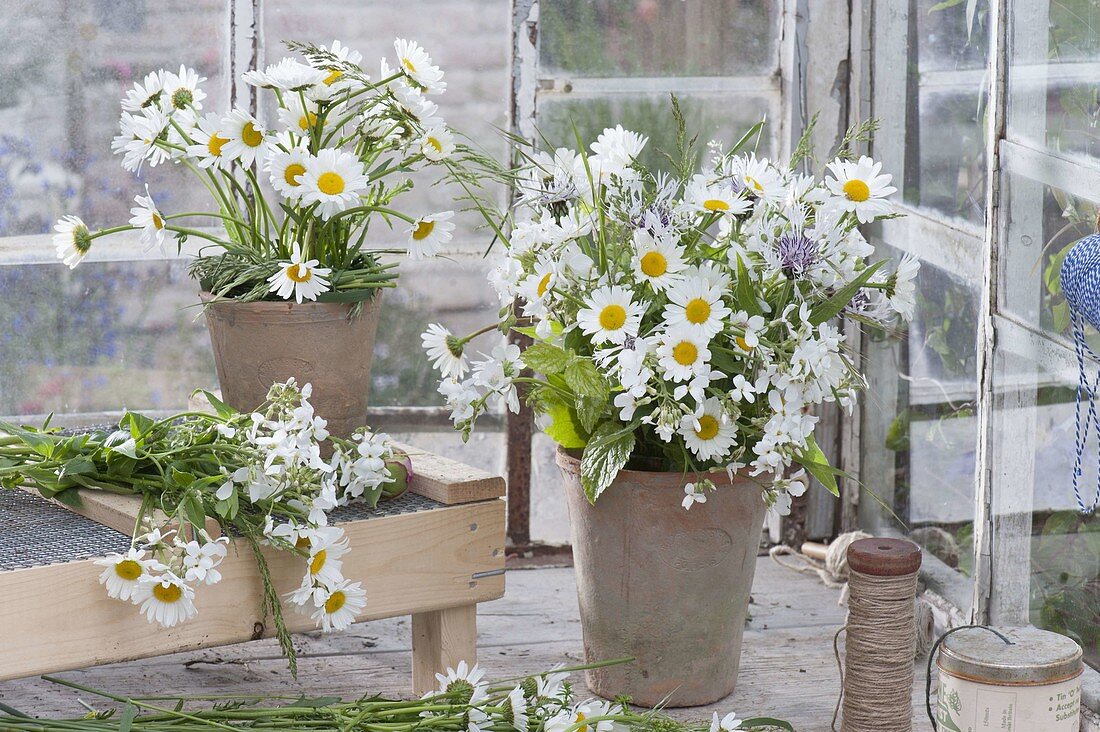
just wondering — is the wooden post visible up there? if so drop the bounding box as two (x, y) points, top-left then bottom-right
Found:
(411, 605), (479, 696)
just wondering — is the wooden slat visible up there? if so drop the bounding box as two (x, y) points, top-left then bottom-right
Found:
(411, 605), (478, 695)
(0, 499), (505, 681)
(397, 443), (506, 505)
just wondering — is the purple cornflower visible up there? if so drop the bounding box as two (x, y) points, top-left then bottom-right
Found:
(776, 233), (819, 280)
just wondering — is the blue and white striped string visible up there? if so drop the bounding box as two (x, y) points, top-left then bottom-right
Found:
(1070, 309), (1100, 515)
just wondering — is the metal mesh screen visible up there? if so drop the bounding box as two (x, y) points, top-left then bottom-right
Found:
(0, 489), (131, 570)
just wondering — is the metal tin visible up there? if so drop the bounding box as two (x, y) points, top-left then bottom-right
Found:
(936, 627), (1083, 731)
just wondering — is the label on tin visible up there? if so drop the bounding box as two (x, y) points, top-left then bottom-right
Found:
(937, 671), (1080, 731)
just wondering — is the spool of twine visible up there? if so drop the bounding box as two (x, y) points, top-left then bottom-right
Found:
(838, 538), (923, 732)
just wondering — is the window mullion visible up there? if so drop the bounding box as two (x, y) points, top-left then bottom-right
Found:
(226, 0), (262, 115)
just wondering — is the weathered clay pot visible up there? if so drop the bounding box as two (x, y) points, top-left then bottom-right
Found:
(557, 448), (767, 707)
(201, 292), (382, 438)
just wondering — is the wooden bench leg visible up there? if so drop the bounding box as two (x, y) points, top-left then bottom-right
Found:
(411, 604), (478, 695)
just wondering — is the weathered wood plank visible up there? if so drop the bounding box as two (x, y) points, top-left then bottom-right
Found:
(0, 499), (505, 681)
(397, 442), (507, 505)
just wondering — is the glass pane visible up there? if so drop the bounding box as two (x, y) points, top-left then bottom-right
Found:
(1008, 2), (1100, 157)
(997, 172), (1097, 342)
(990, 333), (1100, 668)
(540, 0), (778, 77)
(872, 1), (989, 224)
(0, 0), (229, 239)
(538, 94), (776, 164)
(859, 242), (980, 603)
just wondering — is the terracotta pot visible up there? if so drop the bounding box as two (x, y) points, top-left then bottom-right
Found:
(200, 292), (382, 438)
(557, 448), (767, 707)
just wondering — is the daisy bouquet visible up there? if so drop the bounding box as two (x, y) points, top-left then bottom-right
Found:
(2, 662), (794, 732)
(52, 38), (483, 304)
(423, 110), (917, 513)
(0, 380), (407, 672)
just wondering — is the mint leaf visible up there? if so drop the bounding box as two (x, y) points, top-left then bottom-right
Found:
(580, 422), (635, 502)
(521, 343), (573, 374)
(564, 358), (608, 400)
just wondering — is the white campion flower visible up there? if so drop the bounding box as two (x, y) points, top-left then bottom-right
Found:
(181, 537), (229, 586)
(682, 482), (708, 510)
(471, 343), (524, 413)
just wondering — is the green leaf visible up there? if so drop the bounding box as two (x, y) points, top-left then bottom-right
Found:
(123, 412), (155, 439)
(59, 455), (96, 479)
(575, 395), (604, 434)
(52, 487), (85, 508)
(521, 343), (573, 374)
(284, 695), (343, 708)
(544, 402), (587, 449)
(810, 260), (885, 326)
(196, 390), (237, 419)
(738, 718), (794, 731)
(795, 435), (839, 496)
(580, 422), (635, 502)
(733, 254), (762, 315)
(729, 118), (766, 155)
(118, 703), (137, 732)
(564, 359), (608, 400)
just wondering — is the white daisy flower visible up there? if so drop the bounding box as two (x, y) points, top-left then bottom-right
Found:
(407, 211), (455, 259)
(682, 483), (708, 510)
(298, 148), (369, 220)
(309, 39), (364, 99)
(419, 125), (455, 161)
(94, 548), (157, 601)
(686, 174), (751, 216)
(732, 153), (786, 204)
(133, 572), (197, 628)
(128, 186), (169, 253)
(589, 124), (647, 182)
(887, 253), (920, 320)
(680, 397), (738, 462)
(311, 578), (367, 632)
(656, 326), (712, 383)
(243, 57), (327, 91)
(277, 95), (319, 135)
(504, 686), (530, 732)
(161, 65), (206, 115)
(53, 215), (92, 269)
(186, 112), (232, 169)
(710, 711), (744, 732)
(114, 107), (173, 172)
(304, 529), (349, 587)
(220, 108), (268, 166)
(632, 229), (686, 291)
(823, 155), (896, 223)
(121, 70), (165, 112)
(394, 38), (446, 93)
(267, 145), (313, 200)
(266, 243), (333, 303)
(516, 257), (557, 317)
(577, 285), (645, 345)
(422, 323), (469, 378)
(664, 276), (732, 340)
(435, 660), (487, 695)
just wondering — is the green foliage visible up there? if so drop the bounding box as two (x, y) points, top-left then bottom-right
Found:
(580, 422), (636, 502)
(795, 435), (840, 497)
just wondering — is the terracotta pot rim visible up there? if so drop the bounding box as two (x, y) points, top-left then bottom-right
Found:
(199, 291), (369, 311)
(554, 445), (757, 484)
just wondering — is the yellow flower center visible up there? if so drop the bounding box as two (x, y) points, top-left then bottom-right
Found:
(672, 341), (698, 366)
(640, 251), (668, 278)
(287, 264), (313, 283)
(695, 415), (720, 441)
(703, 198), (730, 212)
(152, 582), (182, 604)
(207, 133), (229, 157)
(310, 549), (327, 574)
(736, 335), (753, 351)
(598, 304), (627, 331)
(745, 175), (764, 192)
(298, 112), (318, 131)
(324, 69), (343, 85)
(114, 559), (143, 581)
(412, 220), (435, 241)
(403, 58), (417, 74)
(537, 272), (552, 297)
(325, 590), (347, 614)
(843, 179), (870, 202)
(425, 136), (443, 153)
(284, 163), (306, 186)
(317, 171), (345, 195)
(242, 121), (263, 147)
(151, 212), (164, 230)
(685, 298), (711, 324)
(295, 536), (311, 550)
(576, 712), (588, 732)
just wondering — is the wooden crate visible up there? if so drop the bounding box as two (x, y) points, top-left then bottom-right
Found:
(0, 443), (506, 694)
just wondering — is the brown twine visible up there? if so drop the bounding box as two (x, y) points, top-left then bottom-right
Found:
(832, 568), (919, 732)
